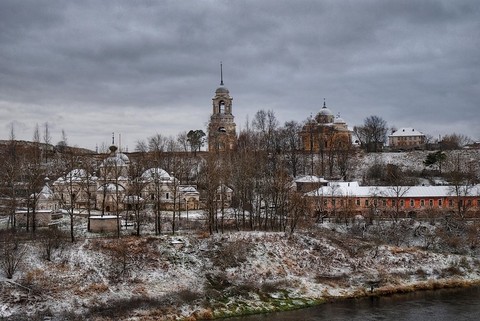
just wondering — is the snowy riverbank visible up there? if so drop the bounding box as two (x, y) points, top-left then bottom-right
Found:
(1, 225), (480, 320)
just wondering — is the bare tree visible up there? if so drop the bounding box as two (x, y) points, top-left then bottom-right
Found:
(56, 129), (68, 152)
(383, 166), (412, 222)
(38, 228), (67, 261)
(1, 129), (21, 230)
(354, 115), (388, 152)
(77, 155), (97, 232)
(447, 156), (478, 219)
(279, 121), (302, 177)
(440, 133), (472, 150)
(43, 122), (52, 163)
(287, 191), (308, 233)
(33, 123), (41, 163)
(199, 152), (221, 234)
(177, 131), (189, 152)
(230, 134), (257, 230)
(0, 232), (26, 279)
(135, 139), (149, 153)
(126, 160), (147, 236)
(23, 157), (46, 234)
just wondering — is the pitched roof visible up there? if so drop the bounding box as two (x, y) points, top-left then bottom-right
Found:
(389, 128), (425, 137)
(306, 182), (480, 198)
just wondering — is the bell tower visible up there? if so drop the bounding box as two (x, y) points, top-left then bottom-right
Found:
(208, 63), (237, 152)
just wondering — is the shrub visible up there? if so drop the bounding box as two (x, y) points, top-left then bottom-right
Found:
(0, 232), (27, 279)
(38, 228), (67, 261)
(205, 271), (231, 291)
(441, 263), (464, 278)
(175, 288), (203, 304)
(260, 280), (288, 293)
(208, 240), (251, 269)
(315, 273), (350, 287)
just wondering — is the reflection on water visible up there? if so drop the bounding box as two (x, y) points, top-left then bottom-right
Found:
(222, 287), (480, 321)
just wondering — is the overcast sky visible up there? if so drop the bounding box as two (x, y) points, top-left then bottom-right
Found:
(1, 0), (479, 151)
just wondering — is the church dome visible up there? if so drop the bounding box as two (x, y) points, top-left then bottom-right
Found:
(215, 85), (229, 94)
(319, 106), (333, 117)
(334, 115), (346, 124)
(315, 100), (335, 124)
(141, 168), (172, 181)
(101, 146), (130, 167)
(102, 155), (126, 167)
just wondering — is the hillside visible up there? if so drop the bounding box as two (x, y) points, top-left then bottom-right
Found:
(351, 149), (480, 183)
(1, 222), (479, 320)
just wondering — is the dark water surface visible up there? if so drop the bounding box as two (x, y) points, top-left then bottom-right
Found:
(222, 286), (480, 321)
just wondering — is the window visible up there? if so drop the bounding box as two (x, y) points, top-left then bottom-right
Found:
(400, 200), (405, 207)
(382, 200), (387, 207)
(429, 199), (433, 207)
(448, 199), (453, 207)
(478, 199), (480, 207)
(420, 200), (425, 207)
(365, 200), (369, 206)
(165, 192), (170, 200)
(356, 199), (360, 206)
(332, 199), (336, 206)
(373, 199), (377, 206)
(150, 194), (155, 200)
(392, 199), (396, 207)
(410, 199), (415, 207)
(438, 199), (442, 207)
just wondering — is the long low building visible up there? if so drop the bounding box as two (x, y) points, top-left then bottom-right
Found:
(305, 181), (480, 217)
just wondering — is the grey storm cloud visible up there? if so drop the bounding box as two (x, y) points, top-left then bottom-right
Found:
(1, 0), (479, 150)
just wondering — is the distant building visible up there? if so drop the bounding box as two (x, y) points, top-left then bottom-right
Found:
(294, 175), (329, 193)
(49, 145), (200, 213)
(305, 181), (480, 218)
(208, 64), (237, 152)
(388, 128), (425, 150)
(299, 100), (352, 153)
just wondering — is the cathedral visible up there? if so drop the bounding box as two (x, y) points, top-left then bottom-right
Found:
(299, 100), (352, 152)
(207, 64), (237, 152)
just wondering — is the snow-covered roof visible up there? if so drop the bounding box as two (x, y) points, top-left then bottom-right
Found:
(389, 128), (425, 137)
(32, 184), (54, 199)
(217, 184), (233, 193)
(295, 175), (329, 184)
(306, 182), (480, 198)
(318, 105), (333, 116)
(179, 186), (199, 194)
(215, 85), (229, 94)
(141, 168), (172, 181)
(97, 183), (125, 192)
(334, 115), (346, 124)
(101, 152), (130, 167)
(53, 169), (97, 185)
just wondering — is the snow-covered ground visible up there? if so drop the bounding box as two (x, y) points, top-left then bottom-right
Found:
(351, 149), (480, 182)
(1, 220), (479, 320)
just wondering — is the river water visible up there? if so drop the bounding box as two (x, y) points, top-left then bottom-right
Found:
(222, 286), (480, 321)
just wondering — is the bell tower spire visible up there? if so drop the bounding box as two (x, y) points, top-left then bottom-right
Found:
(220, 62), (224, 86)
(208, 64), (236, 152)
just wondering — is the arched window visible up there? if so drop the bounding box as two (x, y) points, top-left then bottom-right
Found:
(219, 101), (225, 113)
